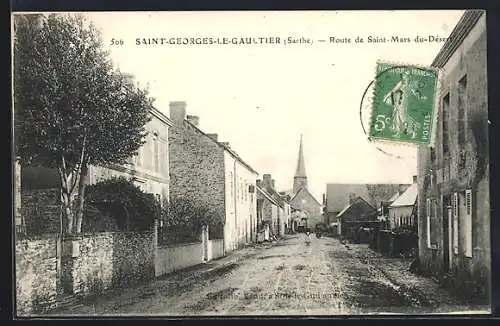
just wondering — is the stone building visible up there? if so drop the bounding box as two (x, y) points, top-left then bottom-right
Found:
(168, 101), (258, 253)
(416, 10), (489, 303)
(288, 135), (322, 230)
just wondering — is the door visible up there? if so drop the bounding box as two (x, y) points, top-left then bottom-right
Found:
(442, 201), (453, 273)
(442, 206), (450, 273)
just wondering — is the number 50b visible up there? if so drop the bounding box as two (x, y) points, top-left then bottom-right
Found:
(373, 114), (391, 131)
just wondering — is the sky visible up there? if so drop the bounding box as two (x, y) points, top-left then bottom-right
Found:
(80, 10), (464, 202)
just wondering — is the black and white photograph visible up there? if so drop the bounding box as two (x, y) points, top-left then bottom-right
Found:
(12, 9), (491, 317)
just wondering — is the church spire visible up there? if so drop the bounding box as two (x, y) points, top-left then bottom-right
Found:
(295, 134), (306, 177)
(293, 134), (308, 194)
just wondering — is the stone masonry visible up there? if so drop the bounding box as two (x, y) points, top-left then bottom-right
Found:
(168, 101), (226, 229)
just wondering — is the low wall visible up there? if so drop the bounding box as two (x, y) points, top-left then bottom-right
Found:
(62, 231), (154, 297)
(16, 236), (58, 316)
(155, 242), (204, 277)
(209, 239), (224, 260)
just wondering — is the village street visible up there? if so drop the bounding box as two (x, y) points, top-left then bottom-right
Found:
(47, 234), (484, 316)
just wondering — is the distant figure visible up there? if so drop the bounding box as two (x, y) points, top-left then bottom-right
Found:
(305, 228), (311, 245)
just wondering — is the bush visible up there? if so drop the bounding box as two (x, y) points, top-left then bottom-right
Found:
(84, 177), (160, 232)
(161, 197), (224, 244)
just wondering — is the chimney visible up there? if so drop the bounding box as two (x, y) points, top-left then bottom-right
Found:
(186, 114), (200, 127)
(412, 175), (418, 183)
(169, 101), (186, 123)
(207, 133), (218, 141)
(271, 179), (276, 189)
(262, 174), (272, 188)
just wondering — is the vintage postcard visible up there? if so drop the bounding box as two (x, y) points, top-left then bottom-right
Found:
(12, 10), (491, 317)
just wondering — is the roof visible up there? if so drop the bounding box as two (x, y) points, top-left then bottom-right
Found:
(150, 106), (173, 127)
(256, 185), (280, 206)
(388, 192), (400, 202)
(431, 10), (485, 68)
(336, 197), (376, 219)
(290, 187), (322, 207)
(326, 183), (410, 213)
(389, 183), (418, 208)
(184, 119), (258, 175)
(257, 183), (286, 208)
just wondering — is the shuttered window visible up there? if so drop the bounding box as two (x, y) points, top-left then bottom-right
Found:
(465, 189), (473, 257)
(453, 192), (459, 255)
(426, 198), (431, 248)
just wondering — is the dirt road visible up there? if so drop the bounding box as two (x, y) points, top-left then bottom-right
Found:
(48, 234), (486, 316)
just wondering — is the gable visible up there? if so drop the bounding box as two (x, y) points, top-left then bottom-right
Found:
(290, 188), (321, 208)
(338, 198), (377, 221)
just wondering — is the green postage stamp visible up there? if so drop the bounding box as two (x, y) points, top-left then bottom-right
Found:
(369, 61), (439, 145)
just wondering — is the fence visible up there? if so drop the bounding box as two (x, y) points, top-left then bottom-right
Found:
(373, 230), (418, 257)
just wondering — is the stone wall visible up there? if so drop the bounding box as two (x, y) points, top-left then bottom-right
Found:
(16, 236), (58, 315)
(63, 231), (155, 297)
(21, 188), (61, 236)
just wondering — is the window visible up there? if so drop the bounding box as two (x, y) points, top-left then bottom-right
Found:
(134, 146), (143, 166)
(458, 76), (467, 147)
(458, 76), (467, 169)
(152, 133), (160, 172)
(453, 192), (459, 255)
(465, 189), (473, 257)
(442, 93), (450, 157)
(229, 172), (234, 199)
(426, 198), (431, 248)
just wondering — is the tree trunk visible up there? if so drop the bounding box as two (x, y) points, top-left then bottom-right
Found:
(74, 162), (89, 233)
(60, 182), (75, 234)
(58, 164), (78, 234)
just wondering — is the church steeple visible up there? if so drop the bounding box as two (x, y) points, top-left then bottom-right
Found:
(293, 134), (308, 194)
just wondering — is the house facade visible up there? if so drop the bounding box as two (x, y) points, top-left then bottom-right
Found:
(168, 101), (258, 253)
(387, 178), (418, 230)
(416, 10), (489, 303)
(223, 146), (259, 250)
(336, 196), (378, 238)
(256, 174), (289, 237)
(19, 105), (173, 234)
(256, 182), (280, 240)
(88, 106), (173, 207)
